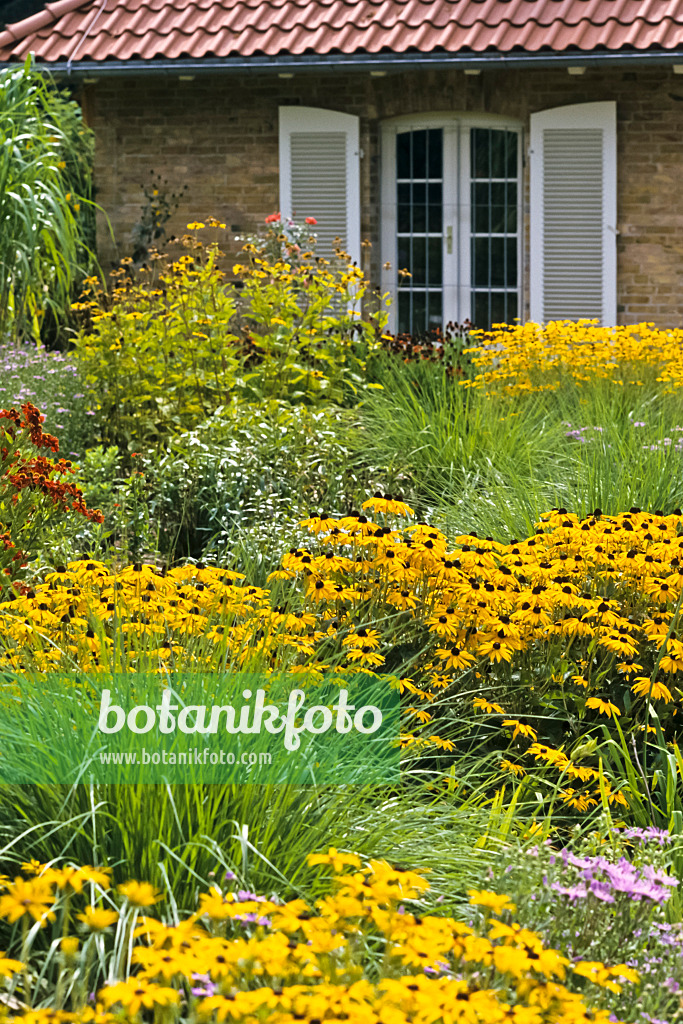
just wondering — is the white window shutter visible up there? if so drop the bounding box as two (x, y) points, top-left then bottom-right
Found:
(279, 106), (361, 266)
(529, 101), (617, 325)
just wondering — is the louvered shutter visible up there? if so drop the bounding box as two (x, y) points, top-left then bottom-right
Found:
(279, 106), (361, 265)
(529, 101), (617, 324)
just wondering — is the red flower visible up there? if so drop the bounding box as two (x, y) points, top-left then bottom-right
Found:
(305, 217), (317, 225)
(0, 402), (59, 453)
(265, 212), (281, 224)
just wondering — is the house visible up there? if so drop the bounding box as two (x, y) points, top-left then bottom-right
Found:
(2, 0), (683, 332)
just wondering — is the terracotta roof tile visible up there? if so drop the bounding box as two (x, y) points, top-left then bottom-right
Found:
(3, 0), (683, 65)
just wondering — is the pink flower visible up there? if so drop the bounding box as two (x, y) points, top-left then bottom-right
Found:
(265, 212), (281, 224)
(305, 217), (317, 225)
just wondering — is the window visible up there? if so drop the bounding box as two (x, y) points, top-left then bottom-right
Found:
(278, 104), (616, 332)
(381, 114), (522, 334)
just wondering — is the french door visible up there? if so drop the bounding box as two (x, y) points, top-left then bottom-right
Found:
(381, 115), (522, 334)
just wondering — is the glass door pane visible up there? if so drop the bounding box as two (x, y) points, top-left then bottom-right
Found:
(470, 128), (519, 329)
(396, 128), (443, 336)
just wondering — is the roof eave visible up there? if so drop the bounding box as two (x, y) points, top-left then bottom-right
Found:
(3, 48), (683, 75)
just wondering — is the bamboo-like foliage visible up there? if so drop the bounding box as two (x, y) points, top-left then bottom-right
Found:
(0, 56), (95, 342)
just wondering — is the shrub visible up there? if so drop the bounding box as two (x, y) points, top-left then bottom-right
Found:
(71, 236), (240, 451)
(139, 400), (402, 569)
(72, 219), (388, 450)
(375, 319), (475, 379)
(59, 444), (158, 564)
(234, 217), (385, 405)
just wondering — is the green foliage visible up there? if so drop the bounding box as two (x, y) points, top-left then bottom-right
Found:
(72, 223), (388, 451)
(0, 781), (498, 920)
(601, 719), (683, 834)
(72, 243), (240, 451)
(360, 355), (683, 539)
(45, 400), (401, 573)
(48, 86), (96, 263)
(234, 228), (385, 406)
(130, 401), (401, 573)
(129, 171), (188, 265)
(0, 57), (96, 343)
(56, 445), (158, 564)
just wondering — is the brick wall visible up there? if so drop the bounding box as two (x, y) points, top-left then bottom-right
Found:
(83, 64), (683, 327)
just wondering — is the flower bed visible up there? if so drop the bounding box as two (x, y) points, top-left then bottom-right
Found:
(4, 493), (683, 817)
(464, 320), (683, 395)
(0, 852), (635, 1024)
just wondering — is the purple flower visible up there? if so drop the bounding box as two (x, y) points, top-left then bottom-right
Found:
(565, 427), (591, 442)
(620, 826), (671, 846)
(190, 972), (218, 997)
(233, 913), (271, 927)
(424, 960), (451, 977)
(552, 849), (677, 906)
(237, 889), (266, 902)
(588, 880), (615, 903)
(551, 882), (588, 901)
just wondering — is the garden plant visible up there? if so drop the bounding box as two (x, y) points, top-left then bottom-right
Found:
(0, 57), (96, 346)
(4, 150), (683, 1019)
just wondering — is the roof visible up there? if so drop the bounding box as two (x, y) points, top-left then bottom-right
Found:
(2, 0), (683, 67)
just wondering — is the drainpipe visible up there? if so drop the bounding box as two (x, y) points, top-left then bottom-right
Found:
(65, 0), (108, 76)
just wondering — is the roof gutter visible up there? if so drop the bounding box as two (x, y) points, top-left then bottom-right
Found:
(4, 48), (683, 76)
